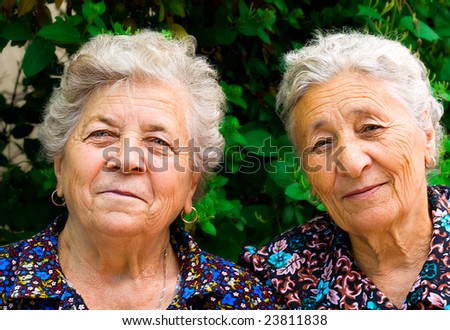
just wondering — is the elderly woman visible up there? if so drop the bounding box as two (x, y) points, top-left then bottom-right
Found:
(240, 30), (450, 310)
(0, 30), (279, 310)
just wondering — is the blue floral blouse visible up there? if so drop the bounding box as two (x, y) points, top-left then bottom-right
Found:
(240, 185), (450, 310)
(0, 214), (280, 310)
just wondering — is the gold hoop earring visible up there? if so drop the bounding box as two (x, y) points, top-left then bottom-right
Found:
(426, 157), (436, 169)
(307, 192), (320, 205)
(181, 207), (198, 224)
(51, 190), (66, 207)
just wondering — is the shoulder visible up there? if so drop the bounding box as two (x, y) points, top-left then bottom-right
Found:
(0, 216), (62, 265)
(0, 235), (40, 307)
(170, 224), (280, 309)
(0, 217), (63, 298)
(201, 248), (270, 285)
(0, 236), (37, 277)
(429, 185), (450, 204)
(198, 250), (281, 309)
(239, 214), (336, 278)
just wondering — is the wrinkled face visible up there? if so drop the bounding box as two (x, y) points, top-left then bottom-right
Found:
(54, 82), (199, 237)
(293, 73), (435, 235)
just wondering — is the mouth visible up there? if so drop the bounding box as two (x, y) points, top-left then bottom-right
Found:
(342, 183), (385, 199)
(102, 190), (145, 202)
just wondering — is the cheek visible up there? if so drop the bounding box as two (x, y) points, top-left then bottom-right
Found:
(151, 156), (193, 187)
(306, 164), (335, 195)
(61, 148), (105, 187)
(380, 129), (424, 176)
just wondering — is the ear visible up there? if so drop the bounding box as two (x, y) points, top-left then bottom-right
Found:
(424, 121), (436, 165)
(183, 171), (201, 214)
(53, 155), (64, 197)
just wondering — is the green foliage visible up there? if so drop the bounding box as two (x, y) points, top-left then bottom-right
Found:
(0, 0), (449, 261)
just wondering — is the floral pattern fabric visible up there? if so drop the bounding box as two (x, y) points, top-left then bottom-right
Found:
(239, 185), (450, 310)
(0, 214), (280, 310)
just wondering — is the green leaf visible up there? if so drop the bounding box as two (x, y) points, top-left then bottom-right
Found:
(221, 115), (248, 146)
(163, 0), (185, 17)
(22, 38), (56, 77)
(199, 221), (217, 236)
(256, 29), (270, 44)
(227, 160), (241, 174)
(86, 24), (101, 37)
(440, 59), (450, 81)
(238, 0), (250, 16)
(267, 160), (296, 188)
(220, 81), (247, 109)
(82, 0), (106, 24)
(434, 25), (450, 37)
(292, 207), (304, 224)
(111, 22), (132, 35)
(94, 16), (107, 30)
(400, 16), (440, 42)
(244, 130), (275, 157)
(0, 22), (32, 40)
(239, 20), (258, 37)
(158, 2), (165, 22)
(209, 175), (228, 188)
(215, 200), (235, 214)
(66, 14), (83, 26)
(274, 0), (288, 15)
(215, 27), (237, 45)
(356, 5), (384, 21)
(37, 21), (81, 43)
(285, 182), (309, 200)
(241, 205), (274, 228)
(229, 131), (247, 146)
(282, 205), (295, 224)
(443, 136), (450, 153)
(256, 8), (276, 30)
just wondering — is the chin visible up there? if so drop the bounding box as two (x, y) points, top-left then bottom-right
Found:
(92, 214), (148, 237)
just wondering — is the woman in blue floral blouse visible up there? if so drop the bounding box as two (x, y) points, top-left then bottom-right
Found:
(0, 30), (279, 310)
(240, 30), (450, 310)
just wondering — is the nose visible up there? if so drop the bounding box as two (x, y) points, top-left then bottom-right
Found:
(105, 137), (147, 174)
(335, 141), (372, 178)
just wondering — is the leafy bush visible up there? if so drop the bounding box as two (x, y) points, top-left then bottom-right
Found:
(0, 0), (449, 261)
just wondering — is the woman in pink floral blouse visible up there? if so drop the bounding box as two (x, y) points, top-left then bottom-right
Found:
(240, 30), (450, 310)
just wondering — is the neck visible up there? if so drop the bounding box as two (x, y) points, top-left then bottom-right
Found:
(57, 218), (180, 309)
(58, 216), (172, 280)
(348, 192), (433, 307)
(350, 191), (433, 272)
(350, 219), (432, 273)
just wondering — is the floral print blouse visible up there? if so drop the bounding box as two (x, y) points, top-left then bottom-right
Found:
(239, 185), (450, 310)
(0, 214), (279, 310)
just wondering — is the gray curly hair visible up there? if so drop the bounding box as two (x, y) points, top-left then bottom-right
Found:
(39, 30), (226, 196)
(276, 30), (444, 164)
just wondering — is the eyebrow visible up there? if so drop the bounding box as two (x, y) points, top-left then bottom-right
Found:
(309, 108), (375, 132)
(89, 115), (167, 132)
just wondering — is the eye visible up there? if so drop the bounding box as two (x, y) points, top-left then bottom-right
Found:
(84, 130), (117, 143)
(91, 130), (113, 137)
(146, 137), (175, 156)
(363, 124), (380, 132)
(361, 124), (383, 137)
(311, 137), (333, 153)
(149, 137), (170, 146)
